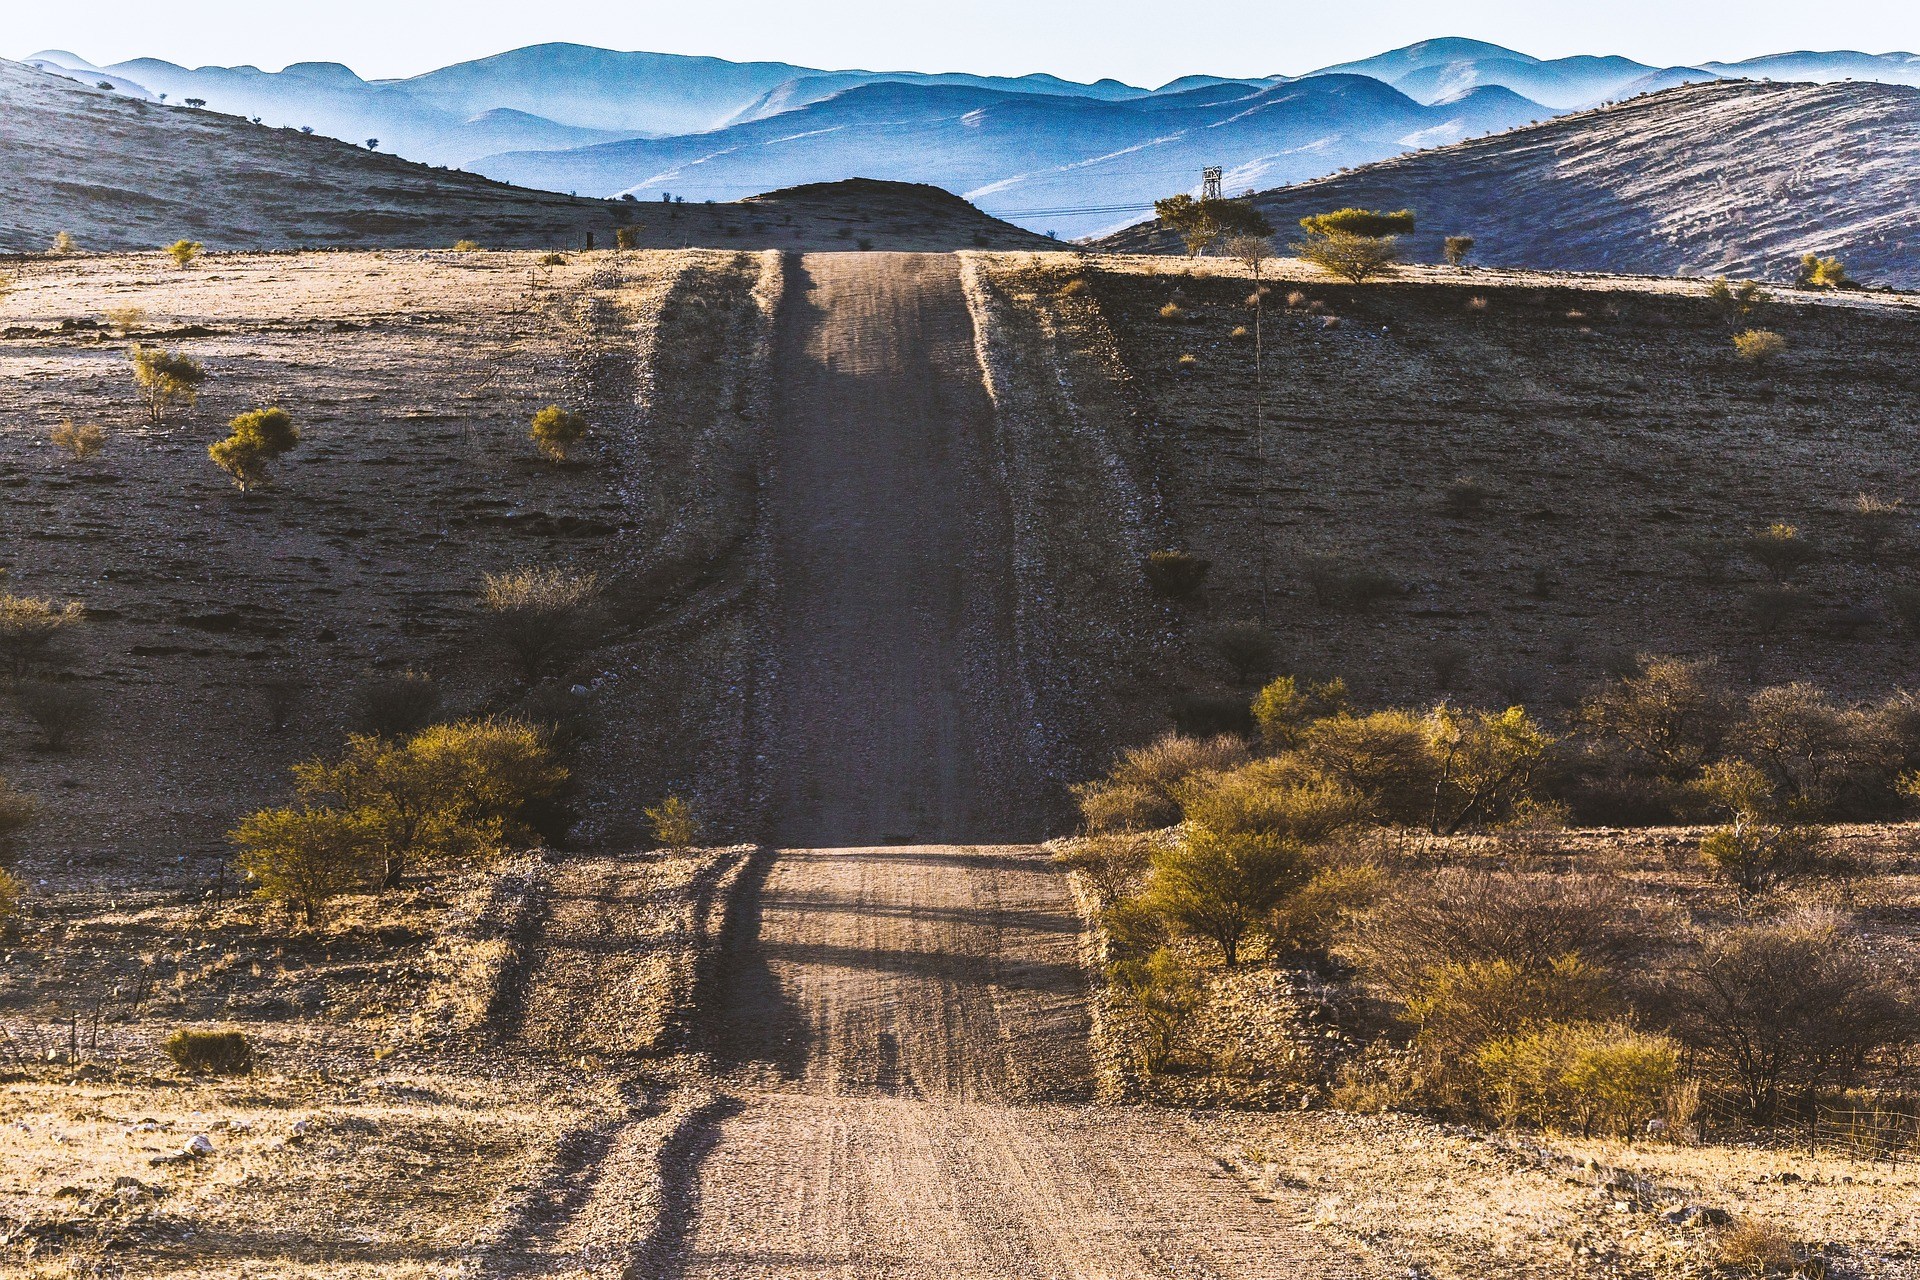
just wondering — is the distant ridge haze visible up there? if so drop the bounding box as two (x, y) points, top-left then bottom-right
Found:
(21, 39), (1920, 236)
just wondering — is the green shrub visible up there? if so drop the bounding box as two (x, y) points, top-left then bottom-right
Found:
(163, 1028), (254, 1075)
(451, 239), (483, 252)
(1707, 276), (1768, 325)
(1794, 254), (1851, 290)
(232, 806), (368, 922)
(1249, 674), (1348, 750)
(209, 407), (300, 491)
(1072, 733), (1253, 833)
(644, 794), (697, 848)
(1108, 947), (1202, 1072)
(1425, 704), (1555, 835)
(1297, 710), (1436, 825)
(1476, 1021), (1680, 1136)
(1177, 761), (1363, 842)
(541, 253), (569, 266)
(128, 345), (205, 425)
(164, 239), (203, 269)
(1298, 208), (1415, 238)
(1732, 329), (1787, 363)
(1145, 825), (1312, 964)
(50, 420), (106, 461)
(1143, 550), (1210, 599)
(529, 405), (589, 462)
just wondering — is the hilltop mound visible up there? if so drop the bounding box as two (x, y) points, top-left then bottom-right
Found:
(1095, 80), (1920, 288)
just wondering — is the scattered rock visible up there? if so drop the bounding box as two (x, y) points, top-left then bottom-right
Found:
(1661, 1205), (1731, 1228)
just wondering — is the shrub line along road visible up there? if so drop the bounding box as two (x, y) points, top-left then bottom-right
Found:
(635, 252), (1383, 1278)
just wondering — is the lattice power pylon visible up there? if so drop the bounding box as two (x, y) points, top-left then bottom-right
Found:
(1201, 166), (1223, 201)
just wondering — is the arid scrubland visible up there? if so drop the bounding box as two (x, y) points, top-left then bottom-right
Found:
(0, 247), (779, 1272)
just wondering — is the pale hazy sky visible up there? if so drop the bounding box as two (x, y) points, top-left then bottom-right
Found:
(13, 0), (1918, 84)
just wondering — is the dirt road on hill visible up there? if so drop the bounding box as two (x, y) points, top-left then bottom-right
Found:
(639, 254), (1381, 1279)
(760, 252), (1040, 848)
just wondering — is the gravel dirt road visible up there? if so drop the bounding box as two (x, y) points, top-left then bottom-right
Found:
(644, 253), (1382, 1278)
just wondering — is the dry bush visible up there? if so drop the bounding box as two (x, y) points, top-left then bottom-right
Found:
(541, 253), (569, 266)
(529, 405), (589, 462)
(1158, 301), (1186, 321)
(1707, 277), (1768, 326)
(17, 680), (96, 752)
(1144, 825), (1315, 965)
(1073, 732), (1250, 832)
(0, 867), (21, 928)
(164, 238), (203, 268)
(1296, 710), (1436, 825)
(49, 419), (105, 461)
(1742, 584), (1811, 635)
(1672, 911), (1918, 1122)
(350, 669), (442, 739)
(1057, 277), (1088, 298)
(1741, 523), (1815, 580)
(49, 231), (75, 256)
(1840, 492), (1903, 562)
(451, 239), (484, 252)
(1442, 234), (1475, 267)
(1296, 231), (1398, 283)
(0, 593), (84, 680)
(1732, 329), (1787, 364)
(1053, 832), (1153, 904)
(478, 566), (603, 681)
(1577, 655), (1736, 782)
(230, 805), (372, 922)
(1425, 639), (1469, 691)
(1439, 476), (1493, 517)
(162, 1027), (255, 1075)
(1142, 549), (1210, 599)
(1718, 1218), (1799, 1276)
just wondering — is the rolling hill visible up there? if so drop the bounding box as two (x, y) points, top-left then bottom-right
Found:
(0, 60), (1045, 252)
(473, 75), (1545, 239)
(1096, 79), (1920, 288)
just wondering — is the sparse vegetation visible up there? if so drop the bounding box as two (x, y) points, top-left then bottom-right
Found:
(530, 405), (589, 462)
(1442, 234), (1475, 267)
(1794, 253), (1852, 290)
(477, 566), (603, 681)
(0, 592), (84, 681)
(164, 238), (203, 268)
(1707, 276), (1769, 325)
(49, 419), (106, 461)
(208, 407), (301, 491)
(644, 795), (697, 848)
(350, 669), (442, 739)
(1732, 328), (1787, 363)
(128, 344), (206, 425)
(1153, 195), (1273, 257)
(162, 1027), (256, 1075)
(1295, 230), (1399, 284)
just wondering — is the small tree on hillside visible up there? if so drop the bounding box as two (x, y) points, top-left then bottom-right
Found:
(129, 345), (206, 426)
(231, 806), (369, 924)
(1297, 231), (1400, 284)
(1225, 235), (1275, 280)
(529, 405), (589, 462)
(1443, 235), (1476, 267)
(1154, 195), (1273, 257)
(1794, 254), (1851, 290)
(164, 239), (203, 269)
(1707, 277), (1768, 326)
(208, 407), (300, 491)
(1144, 826), (1312, 965)
(0, 593), (85, 681)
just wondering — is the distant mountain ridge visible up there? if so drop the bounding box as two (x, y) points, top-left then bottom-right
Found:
(21, 39), (1920, 234)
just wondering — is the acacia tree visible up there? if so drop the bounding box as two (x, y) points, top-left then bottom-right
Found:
(209, 407), (300, 491)
(1295, 208), (1416, 284)
(128, 345), (206, 426)
(1154, 195), (1273, 257)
